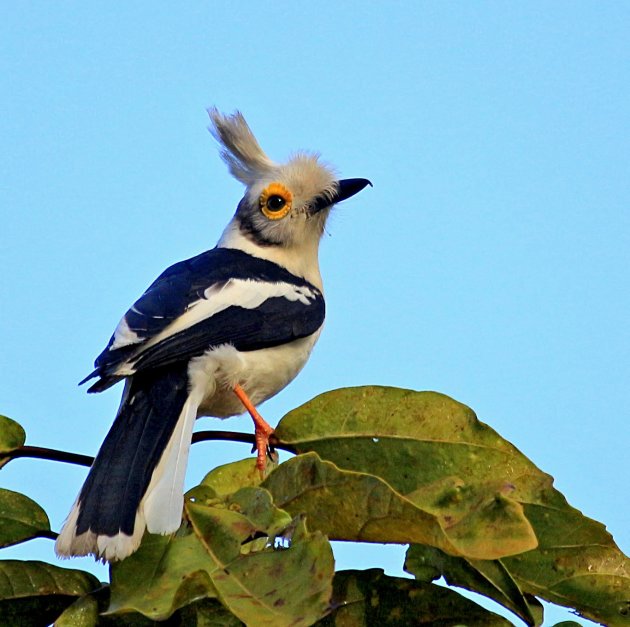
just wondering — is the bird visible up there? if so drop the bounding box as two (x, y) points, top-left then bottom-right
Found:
(54, 108), (371, 562)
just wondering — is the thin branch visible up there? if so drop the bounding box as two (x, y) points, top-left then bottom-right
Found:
(192, 430), (297, 454)
(0, 431), (296, 467)
(192, 430), (256, 447)
(1, 446), (94, 467)
(38, 529), (59, 541)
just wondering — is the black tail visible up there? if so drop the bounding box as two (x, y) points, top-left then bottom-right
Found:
(56, 363), (190, 559)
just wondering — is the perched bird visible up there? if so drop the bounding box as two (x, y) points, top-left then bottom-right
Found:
(55, 109), (371, 562)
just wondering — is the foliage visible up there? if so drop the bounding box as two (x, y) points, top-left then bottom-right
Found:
(0, 389), (628, 626)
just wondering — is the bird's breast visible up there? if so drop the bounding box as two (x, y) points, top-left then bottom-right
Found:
(190, 330), (322, 418)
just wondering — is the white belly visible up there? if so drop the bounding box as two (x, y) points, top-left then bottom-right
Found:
(189, 330), (321, 418)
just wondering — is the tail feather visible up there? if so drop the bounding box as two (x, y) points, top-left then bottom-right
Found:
(142, 390), (200, 534)
(55, 363), (194, 561)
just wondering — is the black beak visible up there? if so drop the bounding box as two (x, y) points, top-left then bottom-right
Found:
(310, 178), (372, 214)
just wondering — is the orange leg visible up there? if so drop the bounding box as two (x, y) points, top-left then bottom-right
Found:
(233, 384), (274, 471)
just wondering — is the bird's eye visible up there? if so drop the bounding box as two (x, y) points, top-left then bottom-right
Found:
(259, 183), (292, 220)
(266, 195), (286, 212)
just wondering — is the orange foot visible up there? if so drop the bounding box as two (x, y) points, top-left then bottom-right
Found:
(233, 384), (275, 471)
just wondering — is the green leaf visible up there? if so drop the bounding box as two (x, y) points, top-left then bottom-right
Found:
(503, 486), (630, 625)
(172, 598), (245, 626)
(187, 502), (333, 626)
(0, 488), (51, 548)
(407, 482), (630, 625)
(0, 560), (99, 626)
(275, 387), (527, 497)
(54, 593), (99, 626)
(0, 415), (26, 469)
(264, 451), (512, 557)
(405, 544), (543, 626)
(317, 569), (513, 626)
(274, 388), (537, 559)
(109, 461), (333, 626)
(199, 457), (277, 497)
(266, 452), (536, 559)
(107, 530), (220, 620)
(230, 487), (293, 541)
(102, 599), (246, 626)
(277, 386), (630, 624)
(57, 593), (235, 626)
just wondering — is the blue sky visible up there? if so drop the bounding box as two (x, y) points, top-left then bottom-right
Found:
(1, 3), (628, 625)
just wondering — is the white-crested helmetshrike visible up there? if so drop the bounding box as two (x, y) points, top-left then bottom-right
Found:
(55, 109), (370, 562)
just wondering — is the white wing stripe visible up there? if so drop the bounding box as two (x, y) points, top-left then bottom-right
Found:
(110, 279), (317, 353)
(141, 279), (317, 352)
(111, 317), (141, 349)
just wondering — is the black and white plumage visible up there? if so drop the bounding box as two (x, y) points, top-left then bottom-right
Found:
(55, 109), (370, 561)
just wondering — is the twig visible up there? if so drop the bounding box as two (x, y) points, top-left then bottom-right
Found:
(2, 446), (94, 467)
(38, 529), (59, 541)
(0, 431), (296, 467)
(192, 430), (297, 454)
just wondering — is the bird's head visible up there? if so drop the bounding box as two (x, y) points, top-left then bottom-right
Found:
(209, 109), (371, 251)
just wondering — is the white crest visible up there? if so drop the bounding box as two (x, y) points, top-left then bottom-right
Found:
(208, 108), (276, 186)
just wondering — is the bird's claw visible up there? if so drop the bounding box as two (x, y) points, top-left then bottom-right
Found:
(232, 384), (276, 473)
(254, 424), (275, 472)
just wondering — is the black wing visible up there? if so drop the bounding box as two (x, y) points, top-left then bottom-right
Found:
(132, 294), (325, 372)
(84, 247), (325, 392)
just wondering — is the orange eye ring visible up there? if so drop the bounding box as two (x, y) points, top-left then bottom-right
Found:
(259, 183), (292, 220)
